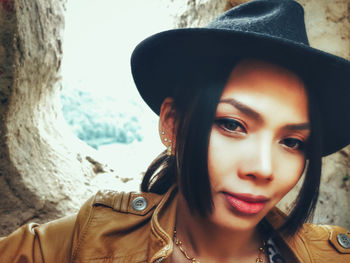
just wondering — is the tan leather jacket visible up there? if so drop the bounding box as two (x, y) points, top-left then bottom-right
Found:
(0, 185), (349, 262)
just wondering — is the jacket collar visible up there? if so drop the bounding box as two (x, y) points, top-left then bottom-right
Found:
(148, 185), (178, 263)
(265, 209), (303, 262)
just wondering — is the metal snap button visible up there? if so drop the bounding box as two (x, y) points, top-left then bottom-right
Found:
(132, 196), (147, 211)
(337, 233), (350, 249)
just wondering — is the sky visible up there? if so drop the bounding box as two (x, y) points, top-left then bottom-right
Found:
(62, 0), (174, 99)
(61, 0), (176, 176)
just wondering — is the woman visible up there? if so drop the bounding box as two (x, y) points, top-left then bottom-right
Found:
(153, 58), (312, 262)
(1, 0), (350, 262)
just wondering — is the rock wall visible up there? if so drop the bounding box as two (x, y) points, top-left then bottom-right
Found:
(0, 0), (117, 235)
(0, 0), (349, 236)
(167, 0), (227, 27)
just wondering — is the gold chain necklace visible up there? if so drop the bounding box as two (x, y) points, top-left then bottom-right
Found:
(173, 228), (266, 263)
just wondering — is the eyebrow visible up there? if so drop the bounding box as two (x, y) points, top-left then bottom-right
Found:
(218, 98), (310, 131)
(283, 123), (310, 131)
(219, 98), (263, 123)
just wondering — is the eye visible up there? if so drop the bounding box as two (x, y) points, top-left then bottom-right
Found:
(214, 118), (246, 133)
(281, 138), (305, 151)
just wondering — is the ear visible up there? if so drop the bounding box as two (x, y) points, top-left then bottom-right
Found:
(158, 97), (177, 153)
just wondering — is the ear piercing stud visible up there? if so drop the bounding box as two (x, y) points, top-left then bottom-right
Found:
(162, 131), (173, 156)
(167, 145), (172, 156)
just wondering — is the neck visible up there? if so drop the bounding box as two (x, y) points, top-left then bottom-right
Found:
(174, 194), (264, 262)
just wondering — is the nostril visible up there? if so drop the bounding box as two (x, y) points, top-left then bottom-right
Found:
(244, 172), (273, 181)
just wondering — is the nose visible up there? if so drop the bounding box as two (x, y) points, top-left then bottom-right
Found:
(238, 137), (274, 182)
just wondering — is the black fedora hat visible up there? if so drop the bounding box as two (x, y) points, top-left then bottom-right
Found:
(131, 0), (350, 156)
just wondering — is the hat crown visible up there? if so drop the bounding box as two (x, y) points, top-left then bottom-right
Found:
(207, 0), (309, 45)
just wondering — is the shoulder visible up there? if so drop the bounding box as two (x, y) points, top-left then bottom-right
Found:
(291, 221), (350, 262)
(71, 189), (168, 261)
(298, 223), (350, 254)
(75, 189), (165, 230)
(73, 190), (163, 237)
(290, 223), (350, 262)
(79, 189), (164, 215)
(266, 208), (350, 262)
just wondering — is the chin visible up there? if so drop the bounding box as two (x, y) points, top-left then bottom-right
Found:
(209, 212), (260, 232)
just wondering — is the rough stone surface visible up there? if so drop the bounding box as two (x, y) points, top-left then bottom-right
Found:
(168, 0), (227, 28)
(0, 0), (123, 235)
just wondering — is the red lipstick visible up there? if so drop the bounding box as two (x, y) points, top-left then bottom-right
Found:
(224, 192), (268, 215)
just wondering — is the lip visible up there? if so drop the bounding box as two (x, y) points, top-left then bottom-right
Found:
(223, 192), (269, 215)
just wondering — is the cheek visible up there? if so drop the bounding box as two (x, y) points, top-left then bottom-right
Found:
(208, 127), (306, 200)
(207, 129), (240, 187)
(273, 154), (305, 197)
(207, 130), (226, 187)
(207, 134), (221, 189)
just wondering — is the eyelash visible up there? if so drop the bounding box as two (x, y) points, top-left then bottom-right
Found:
(215, 118), (306, 152)
(280, 138), (305, 152)
(214, 118), (247, 134)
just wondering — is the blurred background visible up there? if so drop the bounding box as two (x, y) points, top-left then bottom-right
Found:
(60, 0), (174, 177)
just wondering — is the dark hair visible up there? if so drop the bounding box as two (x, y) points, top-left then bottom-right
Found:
(278, 87), (323, 236)
(141, 59), (323, 237)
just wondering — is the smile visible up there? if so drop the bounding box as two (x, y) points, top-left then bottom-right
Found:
(224, 192), (269, 215)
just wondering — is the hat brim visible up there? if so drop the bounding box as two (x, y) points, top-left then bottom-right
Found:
(131, 28), (350, 156)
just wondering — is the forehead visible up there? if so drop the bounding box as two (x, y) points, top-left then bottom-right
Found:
(226, 59), (305, 93)
(220, 59), (309, 123)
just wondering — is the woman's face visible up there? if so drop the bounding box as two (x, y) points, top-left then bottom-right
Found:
(207, 59), (310, 231)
